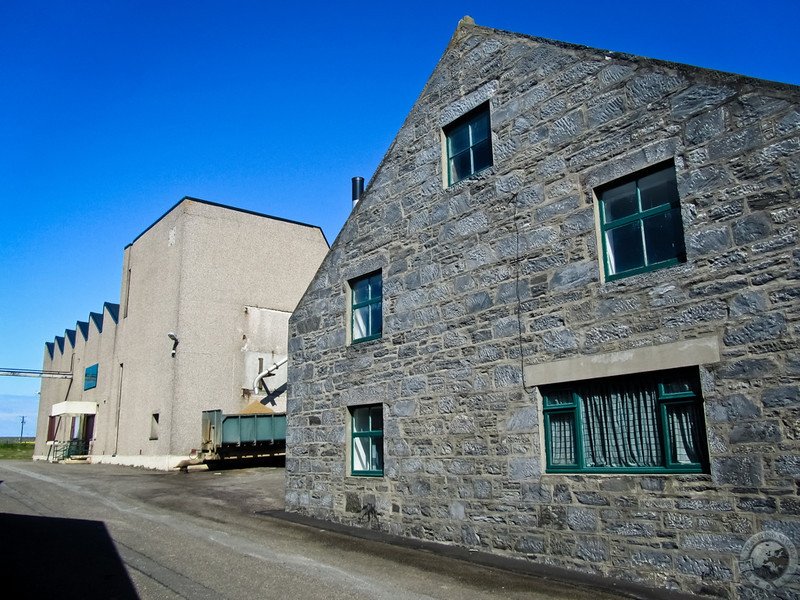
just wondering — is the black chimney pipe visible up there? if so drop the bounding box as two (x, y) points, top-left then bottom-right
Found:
(352, 176), (364, 207)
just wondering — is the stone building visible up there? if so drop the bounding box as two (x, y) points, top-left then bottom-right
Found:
(285, 18), (800, 598)
(35, 197), (329, 469)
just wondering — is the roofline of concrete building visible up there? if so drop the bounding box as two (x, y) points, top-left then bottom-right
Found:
(125, 196), (330, 249)
(46, 301), (121, 356)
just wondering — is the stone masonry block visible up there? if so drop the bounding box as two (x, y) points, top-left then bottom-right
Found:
(711, 455), (762, 487)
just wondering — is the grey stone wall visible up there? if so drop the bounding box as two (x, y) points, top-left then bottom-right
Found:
(287, 20), (800, 599)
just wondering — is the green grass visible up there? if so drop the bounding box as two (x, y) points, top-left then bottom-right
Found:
(0, 442), (34, 460)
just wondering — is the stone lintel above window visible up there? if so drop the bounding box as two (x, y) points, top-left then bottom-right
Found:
(524, 335), (720, 388)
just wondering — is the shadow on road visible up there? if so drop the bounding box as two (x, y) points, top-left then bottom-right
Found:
(0, 512), (139, 599)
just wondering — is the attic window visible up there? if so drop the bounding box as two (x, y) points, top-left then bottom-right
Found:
(444, 102), (493, 185)
(597, 162), (686, 280)
(350, 271), (382, 343)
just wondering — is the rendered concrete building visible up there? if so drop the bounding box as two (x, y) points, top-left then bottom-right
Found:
(285, 18), (800, 598)
(35, 198), (329, 469)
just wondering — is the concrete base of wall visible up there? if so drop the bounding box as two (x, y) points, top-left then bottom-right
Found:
(34, 453), (187, 470)
(91, 454), (187, 471)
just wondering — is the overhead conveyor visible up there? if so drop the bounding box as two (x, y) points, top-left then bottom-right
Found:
(0, 368), (72, 379)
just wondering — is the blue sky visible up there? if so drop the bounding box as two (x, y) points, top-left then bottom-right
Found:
(1, 0), (798, 438)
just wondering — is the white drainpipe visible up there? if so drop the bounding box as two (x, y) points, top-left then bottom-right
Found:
(253, 357), (288, 394)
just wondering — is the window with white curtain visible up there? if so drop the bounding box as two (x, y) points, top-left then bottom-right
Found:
(598, 162), (686, 280)
(350, 271), (382, 343)
(350, 404), (383, 476)
(542, 368), (708, 473)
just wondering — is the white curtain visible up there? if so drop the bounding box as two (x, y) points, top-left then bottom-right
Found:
(581, 380), (662, 468)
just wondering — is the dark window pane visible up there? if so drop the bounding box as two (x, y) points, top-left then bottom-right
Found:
(352, 278), (370, 305)
(643, 208), (685, 265)
(370, 406), (383, 431)
(370, 302), (382, 336)
(662, 378), (694, 396)
(448, 123), (471, 155)
(450, 150), (472, 182)
(369, 274), (382, 297)
(544, 390), (574, 407)
(353, 407), (370, 432)
(639, 168), (679, 211)
(470, 111), (491, 143)
(471, 139), (493, 173)
(601, 181), (638, 222)
(605, 222), (645, 274)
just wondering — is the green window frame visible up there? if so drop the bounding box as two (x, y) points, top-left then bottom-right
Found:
(445, 103), (493, 186)
(542, 368), (708, 474)
(84, 363), (98, 390)
(351, 271), (382, 343)
(350, 404), (383, 476)
(598, 163), (686, 280)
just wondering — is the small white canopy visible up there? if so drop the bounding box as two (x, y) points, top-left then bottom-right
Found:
(51, 401), (97, 417)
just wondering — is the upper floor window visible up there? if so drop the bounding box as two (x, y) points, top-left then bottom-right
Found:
(84, 364), (98, 390)
(351, 272), (382, 343)
(542, 368), (708, 474)
(598, 163), (686, 280)
(445, 103), (493, 186)
(351, 404), (383, 476)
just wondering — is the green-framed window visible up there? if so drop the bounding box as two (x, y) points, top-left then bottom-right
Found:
(84, 364), (98, 390)
(351, 404), (383, 476)
(542, 368), (708, 474)
(598, 163), (686, 280)
(351, 271), (382, 343)
(445, 103), (493, 186)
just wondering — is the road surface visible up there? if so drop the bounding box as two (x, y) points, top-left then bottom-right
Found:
(0, 460), (647, 600)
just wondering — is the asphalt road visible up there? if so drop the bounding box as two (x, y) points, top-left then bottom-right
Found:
(0, 460), (644, 600)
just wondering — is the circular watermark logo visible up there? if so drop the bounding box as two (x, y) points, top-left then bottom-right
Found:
(739, 530), (798, 591)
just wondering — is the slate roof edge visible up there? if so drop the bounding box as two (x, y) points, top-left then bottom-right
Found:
(464, 15), (800, 91)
